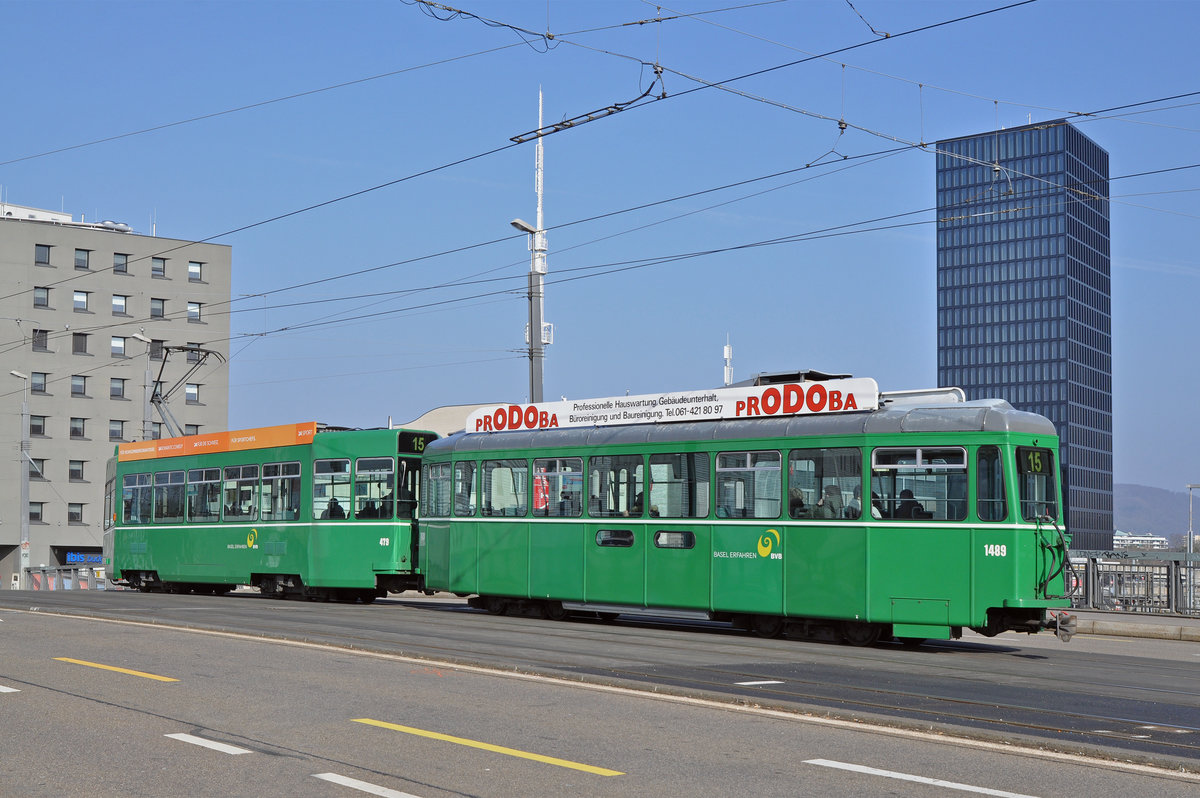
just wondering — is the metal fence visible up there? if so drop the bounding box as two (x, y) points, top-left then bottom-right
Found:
(1068, 550), (1200, 616)
(20, 566), (124, 591)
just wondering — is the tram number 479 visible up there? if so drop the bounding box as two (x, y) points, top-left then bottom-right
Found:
(984, 544), (1008, 557)
(379, 538), (391, 547)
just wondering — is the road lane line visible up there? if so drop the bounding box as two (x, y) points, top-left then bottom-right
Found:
(352, 718), (624, 776)
(313, 773), (424, 797)
(165, 733), (253, 755)
(735, 680), (784, 686)
(54, 657), (179, 682)
(0, 685), (19, 693)
(805, 760), (1039, 798)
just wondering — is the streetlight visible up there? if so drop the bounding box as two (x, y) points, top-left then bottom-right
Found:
(1188, 484), (1199, 612)
(131, 332), (154, 441)
(511, 217), (547, 403)
(9, 370), (30, 589)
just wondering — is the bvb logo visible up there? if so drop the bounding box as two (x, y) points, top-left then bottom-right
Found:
(246, 529), (258, 548)
(757, 529), (780, 558)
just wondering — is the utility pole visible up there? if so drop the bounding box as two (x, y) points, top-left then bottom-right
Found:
(10, 370), (30, 589)
(511, 89), (550, 403)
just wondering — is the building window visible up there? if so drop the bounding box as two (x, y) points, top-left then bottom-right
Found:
(73, 290), (90, 311)
(150, 298), (165, 318)
(35, 244), (51, 266)
(31, 372), (48, 394)
(30, 415), (47, 436)
(111, 336), (127, 357)
(151, 421), (163, 440)
(151, 257), (166, 277)
(32, 329), (50, 351)
(150, 339), (165, 360)
(110, 378), (126, 398)
(69, 460), (85, 481)
(113, 253), (129, 273)
(188, 261), (203, 282)
(33, 287), (50, 308)
(72, 333), (88, 354)
(112, 294), (129, 315)
(29, 502), (44, 523)
(185, 383), (200, 403)
(68, 503), (84, 523)
(29, 459), (46, 480)
(109, 420), (125, 441)
(153, 380), (165, 400)
(70, 417), (86, 439)
(71, 375), (87, 397)
(187, 302), (202, 321)
(184, 424), (200, 436)
(186, 343), (201, 363)
(75, 249), (90, 270)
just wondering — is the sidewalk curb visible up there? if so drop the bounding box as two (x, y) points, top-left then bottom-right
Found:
(1076, 617), (1200, 642)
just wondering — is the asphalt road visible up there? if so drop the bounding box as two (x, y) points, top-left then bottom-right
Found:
(1, 590), (1198, 797)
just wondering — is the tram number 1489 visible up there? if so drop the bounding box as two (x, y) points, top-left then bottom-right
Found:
(984, 544), (1008, 557)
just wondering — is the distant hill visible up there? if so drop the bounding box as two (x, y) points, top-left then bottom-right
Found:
(1114, 483), (1194, 547)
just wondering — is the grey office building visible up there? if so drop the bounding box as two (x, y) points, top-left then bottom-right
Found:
(935, 120), (1113, 550)
(0, 203), (231, 586)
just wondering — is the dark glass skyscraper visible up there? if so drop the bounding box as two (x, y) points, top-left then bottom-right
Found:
(935, 120), (1113, 550)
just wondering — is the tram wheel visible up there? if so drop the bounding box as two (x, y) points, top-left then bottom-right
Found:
(840, 621), (884, 647)
(543, 601), (568, 621)
(751, 615), (785, 639)
(484, 596), (507, 615)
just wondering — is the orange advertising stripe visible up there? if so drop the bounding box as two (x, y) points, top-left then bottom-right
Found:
(117, 422), (318, 462)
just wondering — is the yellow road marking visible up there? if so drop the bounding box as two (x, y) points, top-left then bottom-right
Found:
(54, 657), (179, 682)
(353, 718), (624, 776)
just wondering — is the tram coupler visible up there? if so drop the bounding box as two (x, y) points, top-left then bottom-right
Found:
(1047, 610), (1077, 643)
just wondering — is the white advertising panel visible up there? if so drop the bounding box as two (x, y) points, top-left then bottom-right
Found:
(465, 378), (880, 433)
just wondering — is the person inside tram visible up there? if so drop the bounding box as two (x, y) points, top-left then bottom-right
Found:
(321, 497), (346, 520)
(788, 488), (808, 518)
(895, 489), (921, 519)
(815, 484), (844, 519)
(845, 486), (863, 519)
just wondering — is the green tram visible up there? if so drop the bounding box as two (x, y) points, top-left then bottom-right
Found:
(103, 422), (433, 602)
(418, 378), (1075, 644)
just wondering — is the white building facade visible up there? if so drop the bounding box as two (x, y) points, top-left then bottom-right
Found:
(0, 204), (231, 586)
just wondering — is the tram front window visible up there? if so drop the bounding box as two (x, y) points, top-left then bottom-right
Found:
(1016, 446), (1058, 521)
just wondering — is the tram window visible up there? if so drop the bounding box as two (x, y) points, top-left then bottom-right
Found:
(649, 453), (709, 518)
(716, 451), (780, 519)
(103, 476), (115, 530)
(354, 457), (394, 520)
(533, 457), (583, 517)
(787, 448), (861, 520)
(976, 446), (1007, 522)
(654, 530), (695, 549)
(871, 447), (967, 521)
(261, 462), (301, 521)
(1016, 446), (1058, 521)
(152, 470), (185, 523)
(482, 459), (528, 517)
(588, 455), (643, 517)
(596, 529), (634, 548)
(223, 464), (260, 521)
(423, 462), (452, 517)
(396, 457), (419, 519)
(187, 468), (222, 522)
(453, 461), (476, 517)
(313, 459), (350, 520)
(122, 472), (152, 524)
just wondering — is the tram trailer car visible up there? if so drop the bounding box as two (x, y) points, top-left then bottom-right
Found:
(417, 378), (1075, 645)
(103, 423), (434, 602)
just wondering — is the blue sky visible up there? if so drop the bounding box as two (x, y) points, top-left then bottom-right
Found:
(2, 1), (1197, 491)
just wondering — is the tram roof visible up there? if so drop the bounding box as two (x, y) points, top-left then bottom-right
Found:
(429, 398), (1056, 454)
